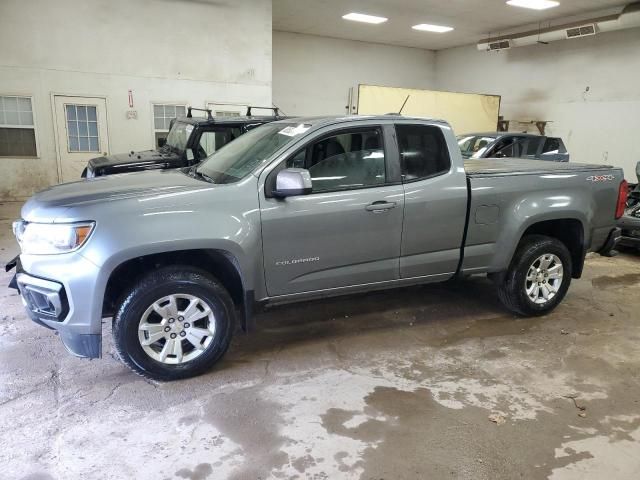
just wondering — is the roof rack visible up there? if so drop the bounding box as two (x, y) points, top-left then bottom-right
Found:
(187, 107), (213, 120)
(246, 106), (280, 117)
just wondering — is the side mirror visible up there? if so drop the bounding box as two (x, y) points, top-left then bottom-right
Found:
(273, 168), (312, 198)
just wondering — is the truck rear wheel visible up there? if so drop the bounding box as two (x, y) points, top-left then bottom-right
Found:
(495, 235), (572, 316)
(112, 266), (235, 381)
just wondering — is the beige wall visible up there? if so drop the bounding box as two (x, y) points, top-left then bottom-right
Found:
(435, 27), (640, 181)
(0, 0), (272, 200)
(273, 31), (436, 116)
(357, 85), (500, 134)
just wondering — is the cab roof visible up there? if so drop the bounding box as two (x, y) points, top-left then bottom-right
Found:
(270, 115), (451, 128)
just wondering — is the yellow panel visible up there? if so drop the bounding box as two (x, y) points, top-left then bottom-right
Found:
(357, 84), (501, 134)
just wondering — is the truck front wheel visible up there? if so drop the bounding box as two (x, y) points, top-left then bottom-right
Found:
(112, 266), (235, 381)
(495, 235), (572, 316)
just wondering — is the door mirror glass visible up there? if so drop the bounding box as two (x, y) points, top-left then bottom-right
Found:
(274, 168), (312, 198)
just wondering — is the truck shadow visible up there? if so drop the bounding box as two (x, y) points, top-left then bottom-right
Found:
(224, 275), (532, 363)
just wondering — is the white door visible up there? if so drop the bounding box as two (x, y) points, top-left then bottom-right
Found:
(53, 95), (109, 183)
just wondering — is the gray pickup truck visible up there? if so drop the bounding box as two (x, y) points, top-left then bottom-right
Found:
(8, 116), (626, 380)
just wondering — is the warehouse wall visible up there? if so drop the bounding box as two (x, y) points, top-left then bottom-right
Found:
(0, 0), (272, 200)
(435, 27), (640, 181)
(273, 31), (436, 116)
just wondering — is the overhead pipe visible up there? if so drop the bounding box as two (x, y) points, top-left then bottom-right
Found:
(477, 2), (640, 51)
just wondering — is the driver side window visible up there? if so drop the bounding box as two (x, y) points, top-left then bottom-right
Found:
(285, 128), (386, 193)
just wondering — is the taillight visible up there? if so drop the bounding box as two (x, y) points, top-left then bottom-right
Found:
(615, 180), (628, 219)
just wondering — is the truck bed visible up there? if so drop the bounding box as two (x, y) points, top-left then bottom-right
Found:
(464, 158), (614, 177)
(461, 157), (623, 277)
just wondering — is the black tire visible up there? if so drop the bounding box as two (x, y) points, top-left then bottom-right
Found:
(112, 266), (235, 381)
(81, 167), (87, 178)
(495, 235), (572, 316)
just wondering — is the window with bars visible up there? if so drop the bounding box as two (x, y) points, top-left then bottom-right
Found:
(153, 104), (186, 148)
(66, 104), (99, 152)
(0, 95), (37, 157)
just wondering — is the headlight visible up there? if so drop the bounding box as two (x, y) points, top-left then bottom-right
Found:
(13, 221), (95, 255)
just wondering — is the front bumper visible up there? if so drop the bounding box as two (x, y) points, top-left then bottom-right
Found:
(16, 272), (69, 326)
(7, 253), (103, 358)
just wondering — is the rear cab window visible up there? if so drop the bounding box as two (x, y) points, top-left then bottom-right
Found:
(395, 124), (451, 182)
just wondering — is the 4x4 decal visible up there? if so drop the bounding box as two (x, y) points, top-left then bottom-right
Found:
(586, 175), (615, 182)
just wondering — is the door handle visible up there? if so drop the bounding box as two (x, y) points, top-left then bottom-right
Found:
(365, 201), (397, 212)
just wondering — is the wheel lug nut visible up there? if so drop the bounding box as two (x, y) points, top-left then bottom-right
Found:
(180, 331), (186, 337)
(169, 318), (175, 323)
(170, 333), (177, 339)
(178, 316), (184, 321)
(184, 323), (190, 328)
(164, 326), (171, 332)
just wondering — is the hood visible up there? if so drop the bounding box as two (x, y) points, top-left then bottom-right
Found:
(22, 169), (215, 222)
(89, 149), (179, 167)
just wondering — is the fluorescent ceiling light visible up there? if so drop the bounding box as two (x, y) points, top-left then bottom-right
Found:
(412, 23), (454, 33)
(342, 12), (388, 24)
(506, 0), (560, 10)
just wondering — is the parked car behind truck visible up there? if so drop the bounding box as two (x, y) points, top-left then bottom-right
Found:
(618, 160), (640, 249)
(82, 107), (284, 178)
(8, 115), (625, 380)
(458, 132), (569, 161)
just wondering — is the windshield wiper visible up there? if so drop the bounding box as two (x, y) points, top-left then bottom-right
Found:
(199, 171), (215, 183)
(188, 166), (215, 184)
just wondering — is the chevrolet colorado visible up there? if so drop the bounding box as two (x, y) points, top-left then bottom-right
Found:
(8, 116), (626, 380)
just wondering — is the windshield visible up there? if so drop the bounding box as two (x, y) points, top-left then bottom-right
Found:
(165, 121), (193, 153)
(195, 122), (311, 184)
(457, 135), (497, 159)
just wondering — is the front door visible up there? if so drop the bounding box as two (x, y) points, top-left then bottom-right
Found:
(260, 125), (404, 297)
(53, 95), (109, 182)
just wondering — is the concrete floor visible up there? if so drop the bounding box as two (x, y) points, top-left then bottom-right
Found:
(1, 202), (640, 480)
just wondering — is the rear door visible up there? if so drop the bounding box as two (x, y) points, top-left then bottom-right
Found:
(259, 124), (404, 296)
(395, 123), (468, 279)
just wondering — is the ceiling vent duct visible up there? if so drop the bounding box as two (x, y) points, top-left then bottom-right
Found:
(488, 40), (511, 51)
(477, 1), (640, 51)
(565, 24), (597, 38)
